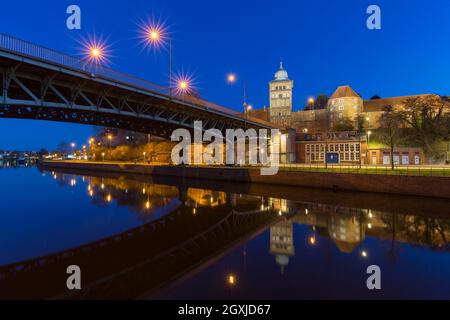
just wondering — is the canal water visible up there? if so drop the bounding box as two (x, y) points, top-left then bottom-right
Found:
(0, 162), (449, 299)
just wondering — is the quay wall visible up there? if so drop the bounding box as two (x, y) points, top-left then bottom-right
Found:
(39, 160), (450, 199)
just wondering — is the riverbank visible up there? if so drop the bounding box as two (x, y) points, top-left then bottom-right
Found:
(39, 160), (450, 199)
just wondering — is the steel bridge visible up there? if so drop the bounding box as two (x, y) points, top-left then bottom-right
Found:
(0, 33), (274, 138)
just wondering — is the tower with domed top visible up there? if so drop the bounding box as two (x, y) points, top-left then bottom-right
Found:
(269, 61), (293, 126)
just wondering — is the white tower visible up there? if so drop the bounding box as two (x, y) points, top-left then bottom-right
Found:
(269, 61), (293, 126)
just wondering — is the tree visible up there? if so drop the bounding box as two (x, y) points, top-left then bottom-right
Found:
(314, 94), (329, 110)
(379, 106), (404, 170)
(56, 141), (71, 154)
(399, 96), (449, 158)
(37, 148), (49, 158)
(333, 118), (355, 132)
(371, 94), (381, 100)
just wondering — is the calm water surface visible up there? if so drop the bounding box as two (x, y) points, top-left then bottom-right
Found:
(1, 162), (449, 299)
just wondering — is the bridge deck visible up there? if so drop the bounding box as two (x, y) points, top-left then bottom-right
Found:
(0, 33), (275, 137)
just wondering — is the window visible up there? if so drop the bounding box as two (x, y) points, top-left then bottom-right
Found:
(305, 143), (326, 163)
(402, 153), (409, 165)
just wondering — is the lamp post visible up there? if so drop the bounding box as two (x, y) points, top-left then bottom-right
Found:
(227, 73), (250, 115)
(70, 143), (76, 157)
(145, 24), (172, 96)
(308, 97), (315, 110)
(366, 131), (372, 165)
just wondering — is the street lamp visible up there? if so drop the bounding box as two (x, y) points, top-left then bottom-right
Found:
(101, 152), (105, 161)
(81, 35), (110, 68)
(143, 151), (146, 163)
(175, 77), (192, 96)
(366, 131), (372, 164)
(308, 97), (315, 110)
(140, 21), (172, 96)
(70, 142), (76, 156)
(227, 73), (237, 84)
(226, 73), (250, 114)
(107, 134), (113, 160)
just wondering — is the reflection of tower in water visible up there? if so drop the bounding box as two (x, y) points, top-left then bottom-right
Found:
(270, 219), (295, 275)
(327, 212), (365, 253)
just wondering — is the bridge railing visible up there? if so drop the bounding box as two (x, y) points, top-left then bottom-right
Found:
(0, 33), (273, 125)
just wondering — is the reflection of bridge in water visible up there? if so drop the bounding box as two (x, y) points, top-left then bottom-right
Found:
(0, 173), (281, 299)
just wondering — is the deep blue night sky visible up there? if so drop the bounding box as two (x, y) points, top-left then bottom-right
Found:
(0, 0), (449, 150)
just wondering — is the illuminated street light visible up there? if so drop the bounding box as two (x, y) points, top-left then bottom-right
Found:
(309, 236), (316, 245)
(148, 29), (160, 43)
(366, 131), (372, 162)
(138, 19), (173, 95)
(179, 80), (188, 91)
(107, 134), (113, 161)
(80, 35), (111, 67)
(361, 250), (368, 258)
(90, 47), (101, 59)
(227, 73), (237, 84)
(174, 75), (193, 96)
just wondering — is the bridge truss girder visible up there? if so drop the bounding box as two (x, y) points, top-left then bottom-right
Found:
(0, 56), (263, 138)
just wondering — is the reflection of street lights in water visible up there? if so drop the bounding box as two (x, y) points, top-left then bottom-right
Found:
(227, 274), (236, 286)
(107, 134), (113, 160)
